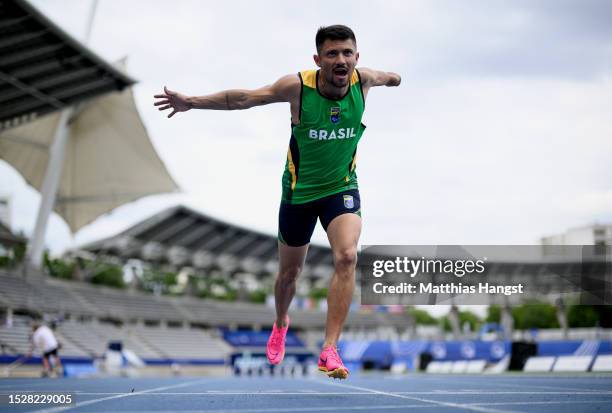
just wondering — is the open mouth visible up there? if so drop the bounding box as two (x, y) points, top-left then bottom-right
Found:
(333, 67), (348, 77)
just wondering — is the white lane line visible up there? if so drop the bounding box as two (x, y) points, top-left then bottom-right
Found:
(72, 405), (441, 413)
(312, 379), (518, 413)
(463, 378), (606, 393)
(203, 391), (373, 395)
(73, 399), (612, 413)
(28, 399), (612, 413)
(394, 391), (612, 395)
(33, 379), (209, 413)
(472, 400), (612, 407)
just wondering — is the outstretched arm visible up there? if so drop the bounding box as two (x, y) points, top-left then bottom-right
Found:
(358, 67), (401, 97)
(154, 74), (300, 118)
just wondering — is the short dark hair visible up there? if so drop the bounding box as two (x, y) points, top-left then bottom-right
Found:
(315, 25), (356, 53)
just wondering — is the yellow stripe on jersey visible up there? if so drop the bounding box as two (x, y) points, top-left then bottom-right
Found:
(301, 70), (316, 88)
(345, 151), (358, 182)
(351, 70), (359, 85)
(287, 149), (297, 190)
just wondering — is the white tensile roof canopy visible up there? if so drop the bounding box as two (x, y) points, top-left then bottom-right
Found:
(0, 0), (179, 265)
(1, 69), (179, 232)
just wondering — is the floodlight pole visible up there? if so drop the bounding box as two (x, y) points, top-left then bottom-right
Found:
(84, 0), (98, 44)
(27, 108), (73, 269)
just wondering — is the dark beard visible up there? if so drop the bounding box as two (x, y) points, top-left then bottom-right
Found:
(329, 73), (348, 88)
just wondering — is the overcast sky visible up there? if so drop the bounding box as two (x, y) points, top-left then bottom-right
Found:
(1, 0), (611, 255)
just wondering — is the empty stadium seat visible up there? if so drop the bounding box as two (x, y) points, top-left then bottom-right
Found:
(523, 356), (556, 372)
(425, 361), (442, 373)
(465, 360), (487, 373)
(552, 355), (593, 372)
(451, 360), (469, 373)
(592, 355), (612, 372)
(438, 361), (453, 373)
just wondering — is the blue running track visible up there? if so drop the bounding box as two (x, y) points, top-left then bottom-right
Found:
(1, 374), (612, 412)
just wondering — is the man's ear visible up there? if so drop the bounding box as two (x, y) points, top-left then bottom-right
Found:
(313, 54), (321, 67)
(355, 51), (359, 64)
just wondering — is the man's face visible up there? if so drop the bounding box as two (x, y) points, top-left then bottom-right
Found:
(314, 39), (359, 88)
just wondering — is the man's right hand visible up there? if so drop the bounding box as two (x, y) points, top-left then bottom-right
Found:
(154, 86), (191, 118)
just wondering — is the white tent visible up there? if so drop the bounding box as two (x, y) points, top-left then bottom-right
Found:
(0, 65), (179, 261)
(1, 78), (178, 232)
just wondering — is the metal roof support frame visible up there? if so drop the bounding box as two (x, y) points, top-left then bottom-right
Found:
(27, 106), (72, 269)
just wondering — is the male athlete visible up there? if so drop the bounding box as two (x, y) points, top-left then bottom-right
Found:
(28, 322), (63, 377)
(155, 25), (400, 379)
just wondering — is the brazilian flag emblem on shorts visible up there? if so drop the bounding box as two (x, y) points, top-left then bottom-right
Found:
(330, 106), (341, 124)
(343, 195), (354, 208)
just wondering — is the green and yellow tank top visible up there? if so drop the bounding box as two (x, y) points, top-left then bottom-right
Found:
(281, 69), (366, 204)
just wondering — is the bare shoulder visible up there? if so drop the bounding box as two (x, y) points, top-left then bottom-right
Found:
(271, 73), (301, 100)
(356, 67), (375, 82)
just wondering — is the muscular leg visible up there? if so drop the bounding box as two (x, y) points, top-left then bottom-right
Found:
(42, 356), (50, 373)
(52, 355), (63, 371)
(323, 213), (362, 348)
(274, 241), (309, 327)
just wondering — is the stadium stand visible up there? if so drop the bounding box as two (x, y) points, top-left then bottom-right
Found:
(0, 221), (24, 249)
(0, 315), (87, 358)
(133, 324), (231, 360)
(0, 271), (412, 330)
(3, 262), (611, 375)
(0, 316), (30, 354)
(0, 267), (414, 374)
(222, 329), (304, 349)
(0, 315), (232, 363)
(57, 320), (109, 356)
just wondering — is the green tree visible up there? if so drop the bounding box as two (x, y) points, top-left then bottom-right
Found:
(249, 289), (268, 304)
(567, 305), (599, 328)
(408, 308), (438, 325)
(141, 269), (178, 294)
(44, 253), (75, 280)
(486, 305), (501, 323)
(13, 243), (26, 263)
(441, 310), (482, 332)
(0, 243), (26, 269)
(309, 287), (328, 300)
(197, 276), (238, 301)
(90, 263), (125, 289)
(458, 310), (482, 331)
(512, 302), (559, 329)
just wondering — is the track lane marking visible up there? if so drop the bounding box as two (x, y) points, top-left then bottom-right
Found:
(33, 379), (210, 413)
(312, 379), (518, 413)
(45, 400), (612, 413)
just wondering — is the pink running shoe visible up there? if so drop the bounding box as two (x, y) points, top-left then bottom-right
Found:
(318, 345), (349, 379)
(266, 316), (289, 365)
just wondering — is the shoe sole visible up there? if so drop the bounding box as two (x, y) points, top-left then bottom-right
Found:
(318, 366), (349, 379)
